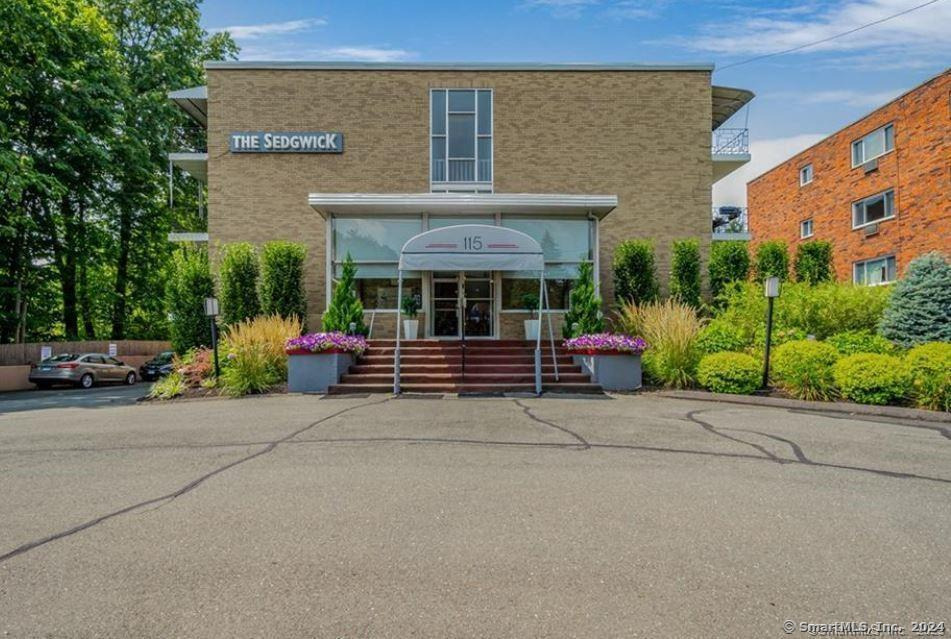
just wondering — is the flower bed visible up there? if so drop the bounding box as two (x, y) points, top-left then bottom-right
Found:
(285, 332), (368, 356)
(563, 333), (647, 355)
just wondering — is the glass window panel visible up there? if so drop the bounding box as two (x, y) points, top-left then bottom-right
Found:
(503, 264), (582, 279)
(428, 216), (495, 229)
(448, 90), (475, 112)
(465, 279), (491, 298)
(336, 278), (421, 310)
(502, 279), (573, 310)
(477, 138), (492, 182)
(448, 114), (475, 157)
(334, 217), (422, 262)
(852, 141), (863, 165)
(431, 90), (446, 135)
(433, 281), (458, 298)
(884, 125), (894, 151)
(502, 217), (591, 261)
(431, 140), (446, 182)
(477, 90), (491, 134)
(864, 130), (885, 159)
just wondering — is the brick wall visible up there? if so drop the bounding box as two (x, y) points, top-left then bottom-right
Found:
(748, 69), (950, 281)
(206, 68), (715, 329)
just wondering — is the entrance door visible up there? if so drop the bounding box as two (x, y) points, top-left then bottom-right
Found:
(431, 272), (461, 338)
(429, 272), (495, 338)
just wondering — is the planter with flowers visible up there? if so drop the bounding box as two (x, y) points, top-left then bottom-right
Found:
(563, 333), (648, 391)
(285, 332), (368, 393)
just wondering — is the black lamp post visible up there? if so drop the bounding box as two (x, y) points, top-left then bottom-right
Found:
(761, 276), (781, 390)
(204, 297), (220, 378)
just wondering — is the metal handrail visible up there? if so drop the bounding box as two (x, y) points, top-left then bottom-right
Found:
(712, 128), (749, 155)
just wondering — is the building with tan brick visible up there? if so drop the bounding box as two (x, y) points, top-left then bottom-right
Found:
(748, 69), (949, 285)
(169, 61), (752, 339)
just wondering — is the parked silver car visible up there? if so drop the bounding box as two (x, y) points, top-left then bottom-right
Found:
(29, 353), (138, 389)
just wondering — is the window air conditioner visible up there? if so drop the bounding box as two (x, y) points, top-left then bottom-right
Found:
(863, 158), (878, 174)
(864, 223), (879, 237)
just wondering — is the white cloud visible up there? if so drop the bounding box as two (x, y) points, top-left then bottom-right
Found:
(236, 45), (417, 63)
(522, 0), (669, 18)
(765, 86), (906, 108)
(315, 47), (416, 62)
(213, 18), (327, 40)
(713, 133), (827, 207)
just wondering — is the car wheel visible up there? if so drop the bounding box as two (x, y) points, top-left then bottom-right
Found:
(79, 373), (94, 389)
(125, 372), (136, 385)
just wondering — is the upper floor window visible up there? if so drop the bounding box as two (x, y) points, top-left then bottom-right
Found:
(854, 255), (896, 286)
(800, 219), (814, 238)
(799, 164), (813, 186)
(852, 123), (894, 167)
(431, 89), (492, 191)
(852, 189), (895, 228)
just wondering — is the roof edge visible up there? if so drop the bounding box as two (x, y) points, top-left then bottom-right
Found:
(205, 60), (715, 72)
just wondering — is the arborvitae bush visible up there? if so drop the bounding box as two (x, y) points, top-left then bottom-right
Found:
(563, 261), (604, 338)
(879, 252), (951, 347)
(794, 240), (834, 285)
(612, 239), (659, 305)
(709, 241), (750, 301)
(754, 240), (789, 282)
(322, 253), (367, 334)
(259, 241), (307, 324)
(669, 238), (701, 308)
(166, 247), (214, 354)
(218, 242), (260, 326)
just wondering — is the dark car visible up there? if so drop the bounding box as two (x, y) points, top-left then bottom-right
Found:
(139, 351), (175, 381)
(29, 353), (138, 389)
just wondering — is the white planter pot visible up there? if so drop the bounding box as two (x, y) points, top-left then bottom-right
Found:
(572, 353), (642, 391)
(287, 352), (354, 393)
(523, 319), (540, 341)
(403, 319), (419, 340)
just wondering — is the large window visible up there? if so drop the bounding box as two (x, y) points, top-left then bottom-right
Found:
(431, 89), (492, 191)
(852, 189), (895, 228)
(852, 124), (894, 167)
(854, 255), (896, 286)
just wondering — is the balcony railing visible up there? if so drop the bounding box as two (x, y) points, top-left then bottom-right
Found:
(712, 206), (748, 234)
(713, 128), (749, 155)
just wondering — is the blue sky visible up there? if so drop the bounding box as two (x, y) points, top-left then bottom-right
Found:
(200, 0), (950, 206)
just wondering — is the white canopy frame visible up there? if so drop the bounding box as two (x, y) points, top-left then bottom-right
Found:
(394, 224), (558, 395)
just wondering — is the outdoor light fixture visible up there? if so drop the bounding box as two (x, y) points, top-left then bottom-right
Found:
(761, 277), (781, 389)
(348, 322), (357, 335)
(204, 296), (221, 378)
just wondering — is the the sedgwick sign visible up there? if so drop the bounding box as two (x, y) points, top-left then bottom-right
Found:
(229, 131), (344, 153)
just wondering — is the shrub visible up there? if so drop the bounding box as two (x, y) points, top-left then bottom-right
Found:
(669, 238), (701, 308)
(697, 352), (760, 394)
(219, 314), (302, 396)
(696, 319), (747, 355)
(794, 240), (834, 285)
(176, 348), (214, 386)
(563, 261), (604, 338)
(905, 342), (951, 412)
(772, 340), (839, 401)
(826, 329), (895, 356)
(754, 241), (789, 282)
(615, 299), (703, 388)
(833, 353), (911, 406)
(879, 252), (951, 347)
(323, 253), (367, 334)
(612, 240), (659, 305)
(148, 372), (187, 400)
(709, 241), (749, 302)
(218, 242), (260, 325)
(260, 241), (307, 323)
(165, 247), (214, 354)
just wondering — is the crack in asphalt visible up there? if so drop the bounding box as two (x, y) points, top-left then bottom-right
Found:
(686, 409), (787, 464)
(726, 428), (812, 464)
(513, 399), (590, 449)
(0, 397), (390, 565)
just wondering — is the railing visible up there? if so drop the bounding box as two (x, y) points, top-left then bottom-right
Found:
(712, 206), (748, 234)
(712, 128), (749, 155)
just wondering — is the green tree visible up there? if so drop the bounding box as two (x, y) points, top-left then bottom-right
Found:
(260, 241), (307, 323)
(612, 240), (659, 305)
(322, 254), (367, 334)
(166, 247), (214, 353)
(754, 241), (789, 282)
(669, 239), (701, 308)
(563, 261), (604, 338)
(709, 241), (749, 302)
(218, 243), (260, 325)
(794, 240), (834, 285)
(879, 252), (951, 347)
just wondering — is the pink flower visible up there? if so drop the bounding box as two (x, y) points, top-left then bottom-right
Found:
(563, 333), (647, 354)
(285, 332), (368, 355)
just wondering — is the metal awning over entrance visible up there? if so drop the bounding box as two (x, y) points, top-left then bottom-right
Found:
(394, 225), (558, 395)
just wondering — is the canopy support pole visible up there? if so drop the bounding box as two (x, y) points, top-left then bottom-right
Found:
(543, 280), (559, 382)
(535, 272), (544, 395)
(393, 270), (403, 394)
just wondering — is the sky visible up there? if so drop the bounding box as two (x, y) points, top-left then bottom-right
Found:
(199, 0), (951, 207)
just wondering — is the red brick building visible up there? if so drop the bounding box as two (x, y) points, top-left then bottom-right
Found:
(748, 69), (949, 285)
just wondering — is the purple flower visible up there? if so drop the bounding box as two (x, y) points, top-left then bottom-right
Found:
(563, 333), (648, 354)
(285, 332), (368, 355)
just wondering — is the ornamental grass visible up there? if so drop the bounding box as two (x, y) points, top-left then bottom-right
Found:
(614, 299), (704, 389)
(220, 314), (303, 396)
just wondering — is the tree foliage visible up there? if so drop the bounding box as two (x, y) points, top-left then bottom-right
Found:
(754, 241), (789, 283)
(879, 252), (951, 347)
(709, 241), (749, 301)
(669, 239), (701, 308)
(563, 261), (603, 338)
(260, 241), (307, 324)
(794, 240), (834, 285)
(612, 240), (658, 305)
(218, 243), (260, 325)
(166, 247), (213, 353)
(322, 254), (367, 334)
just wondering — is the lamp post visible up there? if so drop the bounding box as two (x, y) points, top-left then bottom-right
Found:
(762, 277), (781, 390)
(204, 297), (220, 379)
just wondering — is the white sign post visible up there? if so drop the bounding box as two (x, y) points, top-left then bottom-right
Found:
(108, 343), (118, 357)
(40, 346), (52, 361)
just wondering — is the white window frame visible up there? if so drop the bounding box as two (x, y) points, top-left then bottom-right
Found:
(853, 255), (896, 286)
(851, 123), (894, 167)
(430, 88), (493, 193)
(799, 164), (813, 186)
(852, 189), (895, 229)
(800, 219), (814, 239)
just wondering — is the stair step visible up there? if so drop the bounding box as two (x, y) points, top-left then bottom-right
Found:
(328, 383), (604, 394)
(341, 373), (593, 384)
(350, 364), (583, 374)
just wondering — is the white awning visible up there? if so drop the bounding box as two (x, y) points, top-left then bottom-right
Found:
(399, 225), (544, 271)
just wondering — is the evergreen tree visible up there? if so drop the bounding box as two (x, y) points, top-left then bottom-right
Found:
(794, 240), (834, 285)
(165, 247), (214, 353)
(669, 239), (702, 308)
(613, 240), (659, 305)
(563, 261), (604, 338)
(879, 252), (951, 347)
(219, 242), (260, 325)
(322, 254), (367, 334)
(754, 240), (789, 282)
(709, 241), (749, 302)
(260, 241), (307, 323)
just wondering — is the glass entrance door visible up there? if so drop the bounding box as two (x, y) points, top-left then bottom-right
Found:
(429, 272), (494, 338)
(431, 273), (460, 338)
(463, 272), (493, 337)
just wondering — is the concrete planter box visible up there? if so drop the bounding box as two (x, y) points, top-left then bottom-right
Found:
(572, 353), (642, 391)
(287, 351), (354, 393)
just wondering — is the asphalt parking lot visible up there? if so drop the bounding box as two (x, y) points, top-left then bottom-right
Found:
(1, 393), (949, 638)
(0, 383), (147, 413)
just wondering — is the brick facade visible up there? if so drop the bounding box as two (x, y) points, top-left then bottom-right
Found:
(748, 69), (950, 282)
(206, 67), (718, 333)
